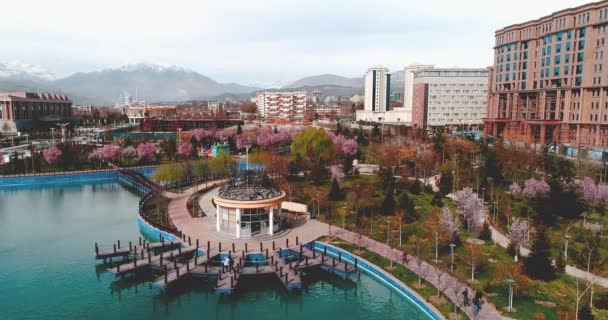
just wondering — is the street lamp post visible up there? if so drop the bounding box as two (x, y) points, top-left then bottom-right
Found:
(492, 201), (498, 223)
(506, 278), (515, 312)
(50, 128), (56, 146)
(245, 145), (251, 171)
(386, 220), (393, 268)
(481, 187), (486, 204)
(564, 235), (571, 262)
(449, 243), (456, 273)
(451, 170), (456, 194)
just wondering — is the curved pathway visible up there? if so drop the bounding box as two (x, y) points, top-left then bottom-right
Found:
(488, 224), (608, 288)
(330, 226), (509, 320)
(161, 182), (507, 319)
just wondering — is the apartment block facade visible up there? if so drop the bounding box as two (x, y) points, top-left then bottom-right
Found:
(256, 91), (307, 119)
(484, 0), (608, 148)
(0, 92), (73, 133)
(410, 68), (488, 130)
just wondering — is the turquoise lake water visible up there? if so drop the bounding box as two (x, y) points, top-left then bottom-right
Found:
(0, 181), (430, 320)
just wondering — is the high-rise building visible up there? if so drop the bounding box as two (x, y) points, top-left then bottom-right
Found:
(410, 68), (488, 130)
(0, 92), (73, 133)
(484, 1), (608, 148)
(356, 66), (411, 123)
(256, 91), (307, 119)
(364, 66), (390, 112)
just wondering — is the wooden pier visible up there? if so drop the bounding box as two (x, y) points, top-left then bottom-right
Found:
(95, 238), (359, 295)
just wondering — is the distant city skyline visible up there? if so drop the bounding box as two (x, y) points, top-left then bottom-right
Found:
(0, 0), (592, 85)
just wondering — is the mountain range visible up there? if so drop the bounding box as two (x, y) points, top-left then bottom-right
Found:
(0, 62), (405, 105)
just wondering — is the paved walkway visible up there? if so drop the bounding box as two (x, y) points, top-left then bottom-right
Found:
(488, 224), (607, 288)
(161, 181), (509, 319)
(330, 226), (509, 320)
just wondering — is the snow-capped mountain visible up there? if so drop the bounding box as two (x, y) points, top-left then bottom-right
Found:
(0, 61), (57, 81)
(0, 61), (260, 105)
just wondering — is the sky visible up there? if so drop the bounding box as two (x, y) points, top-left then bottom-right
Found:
(0, 0), (593, 86)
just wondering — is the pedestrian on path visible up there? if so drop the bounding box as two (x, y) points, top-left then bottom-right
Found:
(223, 255), (230, 272)
(462, 288), (470, 306)
(229, 256), (234, 272)
(402, 249), (408, 265)
(473, 291), (484, 319)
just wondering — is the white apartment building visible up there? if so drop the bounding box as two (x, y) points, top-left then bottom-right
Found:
(410, 68), (488, 129)
(356, 66), (411, 124)
(363, 66), (390, 112)
(256, 91), (307, 119)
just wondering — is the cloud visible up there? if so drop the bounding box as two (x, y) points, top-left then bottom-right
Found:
(0, 0), (593, 83)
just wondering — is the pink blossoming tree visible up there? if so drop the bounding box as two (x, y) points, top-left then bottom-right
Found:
(439, 206), (459, 243)
(454, 187), (486, 236)
(508, 218), (532, 261)
(99, 145), (121, 162)
(43, 146), (62, 165)
(136, 143), (157, 160)
(177, 141), (194, 157)
(522, 178), (550, 198)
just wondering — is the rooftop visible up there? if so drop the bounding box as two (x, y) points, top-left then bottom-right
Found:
(217, 171), (284, 201)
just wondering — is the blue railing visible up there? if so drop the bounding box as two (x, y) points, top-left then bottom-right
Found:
(310, 241), (442, 320)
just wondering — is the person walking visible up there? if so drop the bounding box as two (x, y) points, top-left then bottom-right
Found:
(229, 256), (234, 273)
(402, 249), (408, 265)
(473, 291), (484, 319)
(223, 255), (230, 273)
(462, 288), (470, 307)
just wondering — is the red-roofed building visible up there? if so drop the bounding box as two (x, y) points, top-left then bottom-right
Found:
(0, 92), (73, 133)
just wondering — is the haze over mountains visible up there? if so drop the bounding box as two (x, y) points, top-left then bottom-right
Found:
(0, 62), (405, 105)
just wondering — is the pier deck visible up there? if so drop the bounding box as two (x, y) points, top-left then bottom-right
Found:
(95, 239), (358, 295)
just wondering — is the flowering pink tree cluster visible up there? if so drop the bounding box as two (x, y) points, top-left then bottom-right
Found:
(177, 141), (193, 157)
(136, 143), (157, 160)
(521, 178), (551, 198)
(327, 165), (345, 181)
(99, 145), (121, 162)
(508, 182), (522, 194)
(454, 187), (486, 235)
(121, 146), (137, 159)
(190, 128), (217, 142)
(439, 206), (459, 243)
(579, 177), (608, 205)
(43, 146), (62, 165)
(236, 132), (256, 150)
(508, 218), (532, 261)
(326, 131), (358, 155)
(255, 127), (299, 147)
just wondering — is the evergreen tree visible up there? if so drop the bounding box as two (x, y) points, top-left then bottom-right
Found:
(479, 222), (492, 241)
(431, 192), (443, 207)
(328, 177), (342, 201)
(525, 226), (556, 281)
(579, 304), (594, 320)
(410, 180), (422, 195)
(438, 169), (454, 195)
(236, 124), (243, 135)
(381, 180), (396, 215)
(555, 250), (566, 274)
(398, 192), (417, 222)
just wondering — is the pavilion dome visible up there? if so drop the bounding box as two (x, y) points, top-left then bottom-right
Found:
(218, 170), (284, 201)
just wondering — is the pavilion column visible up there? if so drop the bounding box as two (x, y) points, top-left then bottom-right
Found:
(269, 208), (274, 235)
(216, 205), (220, 232)
(236, 208), (241, 238)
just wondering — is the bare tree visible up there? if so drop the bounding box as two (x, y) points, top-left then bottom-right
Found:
(430, 261), (448, 299)
(462, 242), (483, 282)
(448, 277), (467, 317)
(410, 236), (430, 288)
